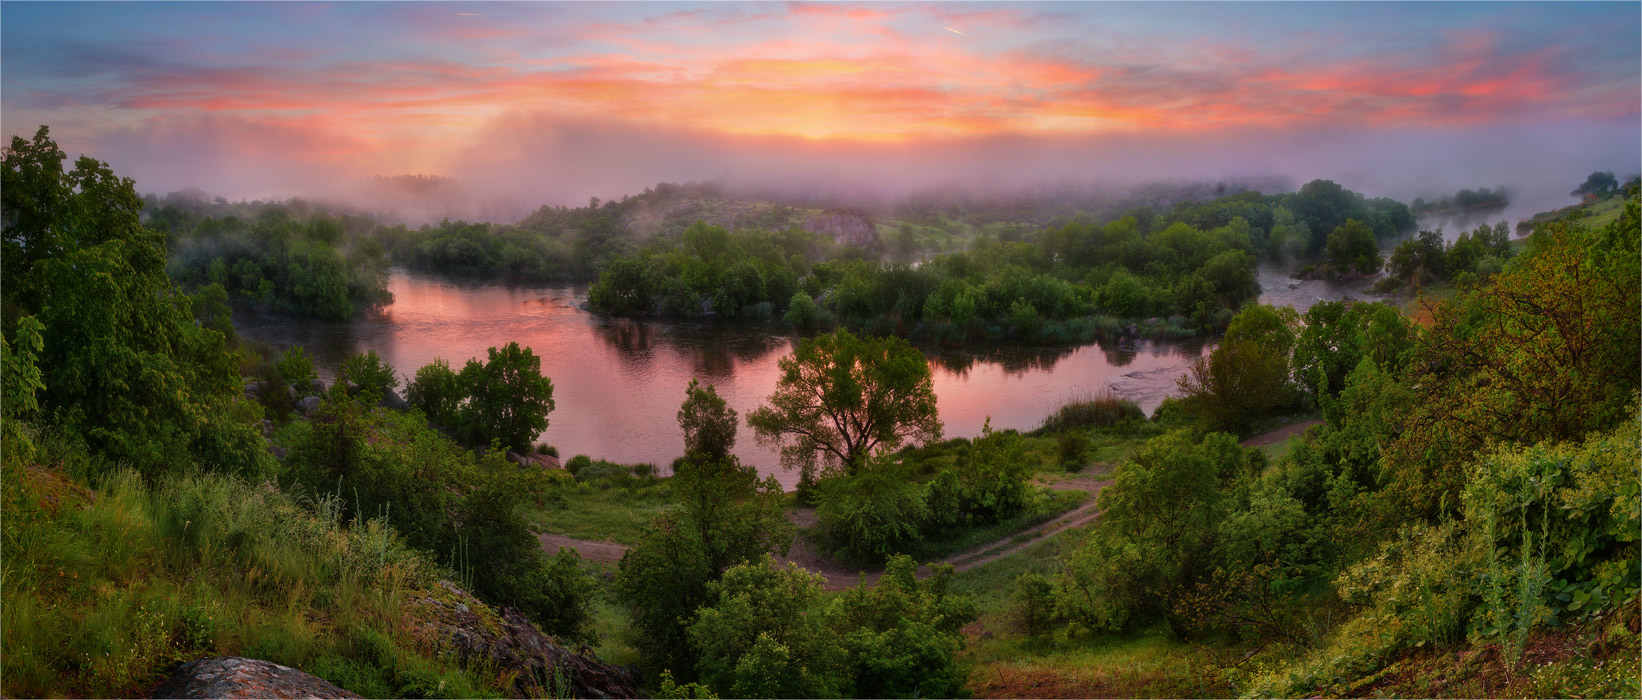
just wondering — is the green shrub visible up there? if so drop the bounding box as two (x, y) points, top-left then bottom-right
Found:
(815, 465), (929, 563)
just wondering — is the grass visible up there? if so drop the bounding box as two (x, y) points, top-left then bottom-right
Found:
(1, 441), (508, 698)
(523, 477), (674, 546)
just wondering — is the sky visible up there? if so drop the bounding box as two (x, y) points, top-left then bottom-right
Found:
(3, 1), (1638, 215)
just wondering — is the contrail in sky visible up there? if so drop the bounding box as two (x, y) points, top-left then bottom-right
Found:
(944, 26), (968, 37)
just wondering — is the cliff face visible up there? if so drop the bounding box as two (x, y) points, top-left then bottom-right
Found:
(402, 580), (640, 699)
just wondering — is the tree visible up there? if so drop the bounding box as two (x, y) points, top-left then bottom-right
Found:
(1325, 219), (1382, 275)
(1, 126), (267, 478)
(455, 342), (555, 452)
(679, 378), (738, 460)
(1177, 340), (1294, 433)
(1572, 170), (1618, 197)
(405, 358), (462, 426)
(748, 330), (941, 485)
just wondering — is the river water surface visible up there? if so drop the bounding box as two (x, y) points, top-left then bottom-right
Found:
(236, 270), (1224, 488)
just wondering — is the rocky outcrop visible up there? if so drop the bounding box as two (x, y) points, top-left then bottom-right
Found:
(404, 581), (638, 698)
(151, 657), (359, 699)
(507, 451), (562, 470)
(804, 209), (878, 248)
(378, 388), (410, 412)
(297, 396), (322, 416)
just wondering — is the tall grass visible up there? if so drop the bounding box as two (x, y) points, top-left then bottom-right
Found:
(1, 451), (506, 698)
(1038, 389), (1145, 433)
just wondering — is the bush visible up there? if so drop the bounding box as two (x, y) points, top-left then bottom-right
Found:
(565, 454), (592, 476)
(815, 465), (929, 563)
(1013, 572), (1058, 638)
(335, 350), (398, 402)
(1056, 430), (1090, 471)
(925, 421), (1030, 527)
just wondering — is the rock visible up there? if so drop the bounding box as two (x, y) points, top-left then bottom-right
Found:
(257, 419), (274, 437)
(378, 388), (410, 412)
(404, 581), (638, 698)
(287, 385), (299, 401)
(243, 381), (265, 398)
(508, 451), (562, 470)
(698, 297), (717, 317)
(150, 656), (359, 699)
(310, 379), (326, 395)
(803, 209), (878, 248)
(298, 396), (322, 416)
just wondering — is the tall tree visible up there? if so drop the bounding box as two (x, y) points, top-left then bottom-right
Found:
(748, 329), (941, 484)
(455, 342), (555, 452)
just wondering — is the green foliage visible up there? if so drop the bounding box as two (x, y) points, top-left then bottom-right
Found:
(276, 346), (318, 388)
(784, 291), (820, 329)
(281, 399), (594, 643)
(678, 378), (738, 460)
(453, 342), (556, 453)
(749, 329), (942, 484)
(404, 357), (461, 426)
(1053, 431), (1260, 634)
(1176, 339), (1293, 433)
(0, 451), (499, 698)
(1324, 219), (1382, 275)
(618, 381), (795, 678)
(1012, 572), (1057, 638)
(2, 126), (269, 479)
(925, 421), (1031, 528)
(688, 557), (845, 698)
(335, 349), (398, 402)
(686, 555), (978, 699)
(815, 463), (930, 563)
(1038, 391), (1145, 432)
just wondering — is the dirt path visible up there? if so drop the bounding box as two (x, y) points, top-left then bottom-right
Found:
(538, 472), (1112, 589)
(1241, 418), (1323, 448)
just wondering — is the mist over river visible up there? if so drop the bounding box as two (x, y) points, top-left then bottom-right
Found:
(236, 269), (1239, 488)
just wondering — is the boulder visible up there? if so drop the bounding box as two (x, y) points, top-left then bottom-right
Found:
(150, 657), (358, 699)
(309, 379), (326, 395)
(287, 385), (299, 401)
(298, 396), (322, 416)
(257, 419), (274, 437)
(379, 388), (410, 412)
(404, 581), (638, 698)
(243, 381), (265, 398)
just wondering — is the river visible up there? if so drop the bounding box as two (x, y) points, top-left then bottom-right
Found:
(236, 270), (1232, 488)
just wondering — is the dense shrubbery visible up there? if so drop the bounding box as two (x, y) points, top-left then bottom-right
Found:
(280, 393), (595, 642)
(404, 342), (556, 452)
(1385, 220), (1513, 288)
(686, 555), (977, 698)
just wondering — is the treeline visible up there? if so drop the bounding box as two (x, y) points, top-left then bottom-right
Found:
(590, 179), (1412, 343)
(1378, 220), (1515, 291)
(151, 195), (393, 321)
(1411, 185), (1510, 214)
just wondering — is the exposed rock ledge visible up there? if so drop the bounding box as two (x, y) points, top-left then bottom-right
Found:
(403, 580), (640, 698)
(151, 657), (359, 699)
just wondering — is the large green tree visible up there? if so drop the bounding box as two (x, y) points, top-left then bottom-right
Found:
(1, 126), (266, 477)
(747, 330), (941, 485)
(454, 342), (555, 452)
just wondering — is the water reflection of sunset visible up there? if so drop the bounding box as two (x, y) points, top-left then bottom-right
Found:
(235, 269), (1209, 489)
